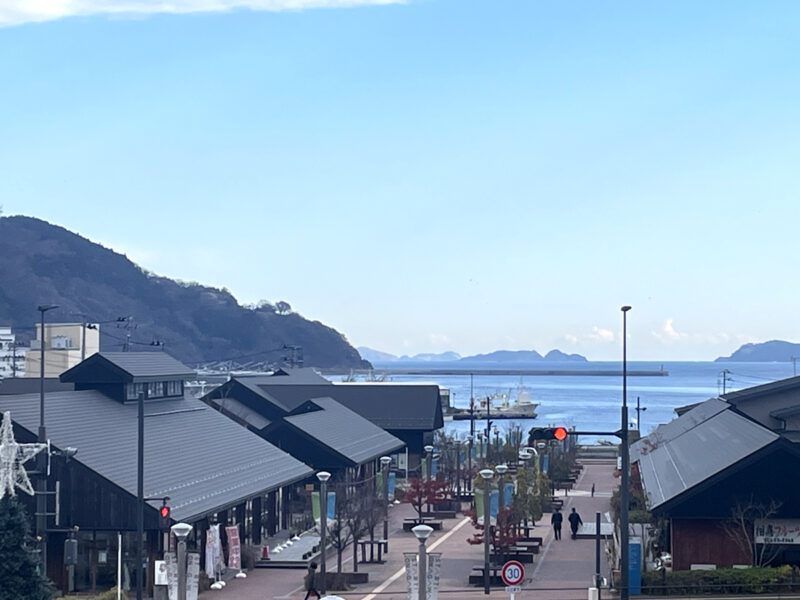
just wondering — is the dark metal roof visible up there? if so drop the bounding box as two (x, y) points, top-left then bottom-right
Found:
(0, 390), (312, 521)
(722, 375), (800, 403)
(631, 398), (729, 457)
(207, 396), (271, 430)
(0, 378), (73, 395)
(61, 352), (196, 384)
(635, 406), (778, 510)
(221, 378), (444, 431)
(261, 368), (330, 385)
(770, 404), (800, 419)
(283, 397), (405, 465)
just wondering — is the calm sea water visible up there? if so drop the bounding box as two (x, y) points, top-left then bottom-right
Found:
(358, 361), (796, 443)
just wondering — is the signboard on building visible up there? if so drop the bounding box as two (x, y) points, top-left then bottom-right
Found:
(755, 519), (800, 544)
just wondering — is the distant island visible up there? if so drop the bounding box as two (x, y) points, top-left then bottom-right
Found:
(716, 340), (800, 363)
(358, 347), (587, 364)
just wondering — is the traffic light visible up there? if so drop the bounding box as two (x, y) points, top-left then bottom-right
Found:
(159, 500), (171, 530)
(531, 426), (568, 441)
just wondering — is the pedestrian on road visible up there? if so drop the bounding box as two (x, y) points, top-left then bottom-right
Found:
(568, 508), (583, 540)
(304, 561), (321, 600)
(551, 508), (563, 540)
(591, 483), (595, 497)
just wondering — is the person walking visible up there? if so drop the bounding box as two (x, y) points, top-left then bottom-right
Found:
(551, 508), (563, 540)
(568, 508), (583, 540)
(303, 561), (321, 600)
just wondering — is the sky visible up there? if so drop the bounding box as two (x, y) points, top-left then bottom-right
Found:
(2, 0), (800, 361)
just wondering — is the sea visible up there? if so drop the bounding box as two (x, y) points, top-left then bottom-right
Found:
(338, 361), (797, 444)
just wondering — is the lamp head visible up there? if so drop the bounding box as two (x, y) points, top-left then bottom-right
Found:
(519, 451), (531, 460)
(495, 464), (508, 475)
(170, 522), (193, 541)
(424, 445), (434, 453)
(37, 304), (59, 313)
(523, 446), (538, 456)
(412, 524), (434, 541)
(380, 456), (392, 466)
(479, 468), (494, 480)
(316, 471), (331, 482)
(621, 305), (632, 313)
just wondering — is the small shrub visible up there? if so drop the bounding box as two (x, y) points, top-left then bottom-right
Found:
(642, 565), (799, 595)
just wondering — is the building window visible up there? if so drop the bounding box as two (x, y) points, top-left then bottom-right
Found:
(126, 383), (145, 401)
(166, 380), (182, 397)
(147, 382), (165, 398)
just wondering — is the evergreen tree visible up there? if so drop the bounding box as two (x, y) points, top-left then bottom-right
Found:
(0, 496), (53, 600)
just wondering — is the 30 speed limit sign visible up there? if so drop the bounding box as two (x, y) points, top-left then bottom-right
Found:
(501, 560), (525, 586)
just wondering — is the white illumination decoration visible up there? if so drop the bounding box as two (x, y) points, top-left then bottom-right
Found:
(0, 411), (48, 499)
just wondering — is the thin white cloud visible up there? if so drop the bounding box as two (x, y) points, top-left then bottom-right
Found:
(652, 318), (687, 343)
(1, 0), (403, 27)
(562, 326), (615, 346)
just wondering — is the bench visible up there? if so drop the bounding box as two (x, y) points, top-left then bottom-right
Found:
(357, 539), (387, 564)
(403, 519), (442, 532)
(423, 510), (457, 519)
(468, 564), (503, 586)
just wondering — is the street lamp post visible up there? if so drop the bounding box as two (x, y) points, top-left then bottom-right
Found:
(412, 524), (433, 600)
(171, 522), (193, 600)
(36, 303), (58, 575)
(479, 468), (494, 595)
(424, 445), (434, 482)
(455, 440), (462, 505)
(620, 305), (632, 600)
(316, 471), (331, 596)
(380, 456), (392, 546)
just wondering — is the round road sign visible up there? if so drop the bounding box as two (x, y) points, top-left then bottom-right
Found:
(501, 560), (525, 586)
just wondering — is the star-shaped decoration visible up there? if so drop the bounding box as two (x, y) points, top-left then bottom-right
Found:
(0, 411), (48, 499)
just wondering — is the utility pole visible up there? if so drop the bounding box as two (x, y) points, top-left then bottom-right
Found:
(719, 369), (732, 395)
(635, 397), (646, 431)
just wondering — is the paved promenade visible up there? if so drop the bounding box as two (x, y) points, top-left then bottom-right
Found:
(200, 459), (617, 600)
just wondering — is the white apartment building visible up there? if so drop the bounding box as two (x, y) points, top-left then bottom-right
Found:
(0, 327), (27, 379)
(25, 322), (100, 377)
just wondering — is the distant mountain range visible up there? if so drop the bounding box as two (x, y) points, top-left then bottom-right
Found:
(358, 347), (587, 364)
(716, 340), (800, 363)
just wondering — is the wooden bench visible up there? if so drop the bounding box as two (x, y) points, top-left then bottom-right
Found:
(357, 539), (387, 563)
(403, 519), (443, 532)
(468, 564), (503, 586)
(423, 510), (457, 519)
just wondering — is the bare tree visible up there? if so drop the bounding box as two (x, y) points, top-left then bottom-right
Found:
(719, 495), (784, 567)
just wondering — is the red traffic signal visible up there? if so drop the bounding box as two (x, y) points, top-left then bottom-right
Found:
(531, 427), (569, 441)
(159, 502), (171, 529)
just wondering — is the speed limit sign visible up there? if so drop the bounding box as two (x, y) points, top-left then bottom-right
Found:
(501, 560), (525, 586)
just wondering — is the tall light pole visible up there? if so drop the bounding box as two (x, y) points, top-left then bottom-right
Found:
(479, 468), (494, 595)
(171, 523), (193, 600)
(380, 456), (392, 546)
(620, 305), (632, 600)
(316, 471), (331, 596)
(37, 303), (58, 575)
(412, 524), (433, 600)
(495, 464), (508, 511)
(137, 391), (144, 600)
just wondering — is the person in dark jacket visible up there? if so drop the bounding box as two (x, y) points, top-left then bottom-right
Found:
(568, 508), (583, 539)
(304, 561), (320, 599)
(551, 508), (563, 540)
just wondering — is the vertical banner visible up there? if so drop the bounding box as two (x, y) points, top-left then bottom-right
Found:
(427, 553), (442, 600)
(312, 491), (320, 521)
(388, 473), (396, 501)
(542, 454), (549, 475)
(186, 553), (200, 600)
(490, 490), (499, 519)
(403, 553), (418, 600)
(205, 523), (222, 579)
(629, 537), (642, 595)
(225, 526), (241, 570)
(475, 490), (484, 522)
(377, 472), (383, 494)
(327, 491), (336, 521)
(503, 483), (514, 506)
(431, 458), (438, 478)
(164, 552), (178, 600)
(421, 459), (427, 479)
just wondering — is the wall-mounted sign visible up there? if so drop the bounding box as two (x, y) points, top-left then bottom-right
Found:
(755, 519), (800, 544)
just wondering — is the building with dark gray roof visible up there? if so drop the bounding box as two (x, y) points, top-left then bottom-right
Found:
(631, 382), (800, 571)
(0, 352), (313, 596)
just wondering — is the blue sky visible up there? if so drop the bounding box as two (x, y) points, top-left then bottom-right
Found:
(2, 0), (800, 360)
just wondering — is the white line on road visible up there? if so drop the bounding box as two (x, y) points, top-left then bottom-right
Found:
(357, 517), (473, 600)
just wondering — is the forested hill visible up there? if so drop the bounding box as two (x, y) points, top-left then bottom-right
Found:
(0, 215), (368, 369)
(715, 340), (800, 363)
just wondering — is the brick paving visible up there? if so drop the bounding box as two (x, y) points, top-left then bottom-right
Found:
(200, 459), (617, 600)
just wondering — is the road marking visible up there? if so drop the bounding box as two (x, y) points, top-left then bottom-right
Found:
(358, 517), (472, 600)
